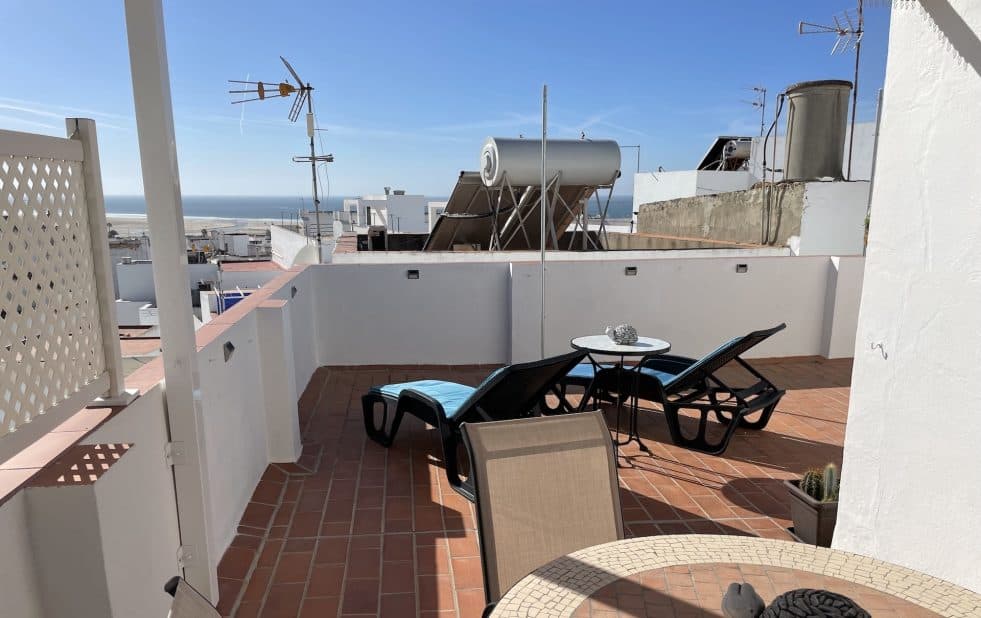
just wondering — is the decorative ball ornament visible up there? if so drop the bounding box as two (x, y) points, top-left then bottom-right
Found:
(605, 324), (639, 345)
(722, 583), (871, 618)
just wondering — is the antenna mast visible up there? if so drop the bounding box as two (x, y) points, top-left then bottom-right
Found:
(798, 0), (864, 180)
(228, 57), (334, 261)
(752, 87), (767, 137)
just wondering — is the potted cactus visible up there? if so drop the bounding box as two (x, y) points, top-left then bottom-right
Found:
(785, 463), (839, 547)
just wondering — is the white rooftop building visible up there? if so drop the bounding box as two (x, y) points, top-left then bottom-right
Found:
(343, 188), (431, 233)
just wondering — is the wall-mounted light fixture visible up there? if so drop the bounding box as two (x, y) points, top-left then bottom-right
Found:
(223, 341), (235, 362)
(735, 264), (749, 273)
(407, 269), (420, 280)
(624, 266), (638, 276)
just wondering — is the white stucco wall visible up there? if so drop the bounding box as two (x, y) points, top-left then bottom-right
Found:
(219, 270), (282, 291)
(510, 256), (834, 363)
(351, 194), (430, 233)
(114, 300), (151, 325)
(271, 224), (316, 269)
(116, 262), (217, 302)
(84, 386), (181, 618)
(428, 201), (447, 232)
(834, 0), (981, 594)
(797, 181), (870, 256)
(271, 268), (320, 401)
(316, 262), (513, 366)
(0, 493), (44, 617)
(820, 256), (866, 359)
(197, 314), (269, 560)
(312, 253), (864, 366)
(115, 261), (280, 302)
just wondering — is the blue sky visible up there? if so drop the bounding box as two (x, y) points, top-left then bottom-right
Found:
(3, 1), (890, 199)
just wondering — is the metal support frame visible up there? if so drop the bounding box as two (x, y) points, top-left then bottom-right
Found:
(564, 183), (616, 251)
(494, 173), (564, 251)
(483, 172), (618, 252)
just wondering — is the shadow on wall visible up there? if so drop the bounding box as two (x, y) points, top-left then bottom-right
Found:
(919, 0), (981, 77)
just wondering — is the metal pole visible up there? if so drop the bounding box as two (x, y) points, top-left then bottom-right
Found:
(847, 0), (863, 181)
(307, 95), (323, 262)
(123, 0), (215, 598)
(864, 87), (883, 256)
(621, 146), (640, 174)
(540, 84), (547, 360)
(760, 90), (766, 137)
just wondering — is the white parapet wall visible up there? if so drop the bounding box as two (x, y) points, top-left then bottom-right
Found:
(82, 386), (181, 617)
(797, 181), (870, 256)
(510, 256), (852, 363)
(269, 267), (320, 400)
(313, 251), (864, 366)
(114, 299), (152, 325)
(271, 224), (318, 269)
(834, 0), (981, 594)
(0, 386), (182, 618)
(116, 261), (216, 302)
(317, 261), (513, 366)
(197, 311), (273, 560)
(0, 493), (44, 616)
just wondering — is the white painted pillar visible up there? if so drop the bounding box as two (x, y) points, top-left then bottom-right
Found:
(122, 0), (216, 599)
(256, 300), (302, 462)
(67, 118), (137, 406)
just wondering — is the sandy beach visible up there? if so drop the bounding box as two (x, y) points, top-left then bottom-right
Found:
(106, 214), (277, 237)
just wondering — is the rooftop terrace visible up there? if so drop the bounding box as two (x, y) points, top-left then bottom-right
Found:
(215, 358), (851, 617)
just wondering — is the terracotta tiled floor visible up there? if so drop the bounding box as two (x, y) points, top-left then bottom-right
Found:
(217, 357), (852, 617)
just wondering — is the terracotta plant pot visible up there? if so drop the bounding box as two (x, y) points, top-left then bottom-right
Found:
(785, 479), (838, 547)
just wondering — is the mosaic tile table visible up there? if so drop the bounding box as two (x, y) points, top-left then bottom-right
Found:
(491, 535), (981, 617)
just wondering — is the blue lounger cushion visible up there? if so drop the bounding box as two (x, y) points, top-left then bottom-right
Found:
(636, 367), (681, 385)
(565, 362), (615, 380)
(662, 337), (740, 387)
(373, 380), (476, 419)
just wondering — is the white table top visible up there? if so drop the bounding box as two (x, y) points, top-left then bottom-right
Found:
(570, 335), (670, 356)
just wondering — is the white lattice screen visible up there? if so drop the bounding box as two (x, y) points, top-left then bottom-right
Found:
(0, 151), (106, 438)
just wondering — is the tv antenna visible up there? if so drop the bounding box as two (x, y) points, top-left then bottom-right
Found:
(228, 56), (334, 260)
(798, 1), (865, 180)
(741, 86), (767, 137)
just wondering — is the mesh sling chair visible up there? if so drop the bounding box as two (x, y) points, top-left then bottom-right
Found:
(165, 576), (220, 618)
(362, 349), (587, 501)
(461, 411), (624, 616)
(585, 323), (787, 455)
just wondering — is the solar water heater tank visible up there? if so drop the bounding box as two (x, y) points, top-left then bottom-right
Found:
(783, 79), (852, 181)
(480, 138), (620, 187)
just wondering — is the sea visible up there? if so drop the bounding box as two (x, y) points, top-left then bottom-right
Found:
(104, 194), (636, 221)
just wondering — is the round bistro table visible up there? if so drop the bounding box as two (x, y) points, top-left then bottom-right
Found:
(570, 335), (670, 455)
(490, 535), (981, 617)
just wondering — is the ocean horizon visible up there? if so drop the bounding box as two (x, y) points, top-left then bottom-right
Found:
(105, 194), (636, 221)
